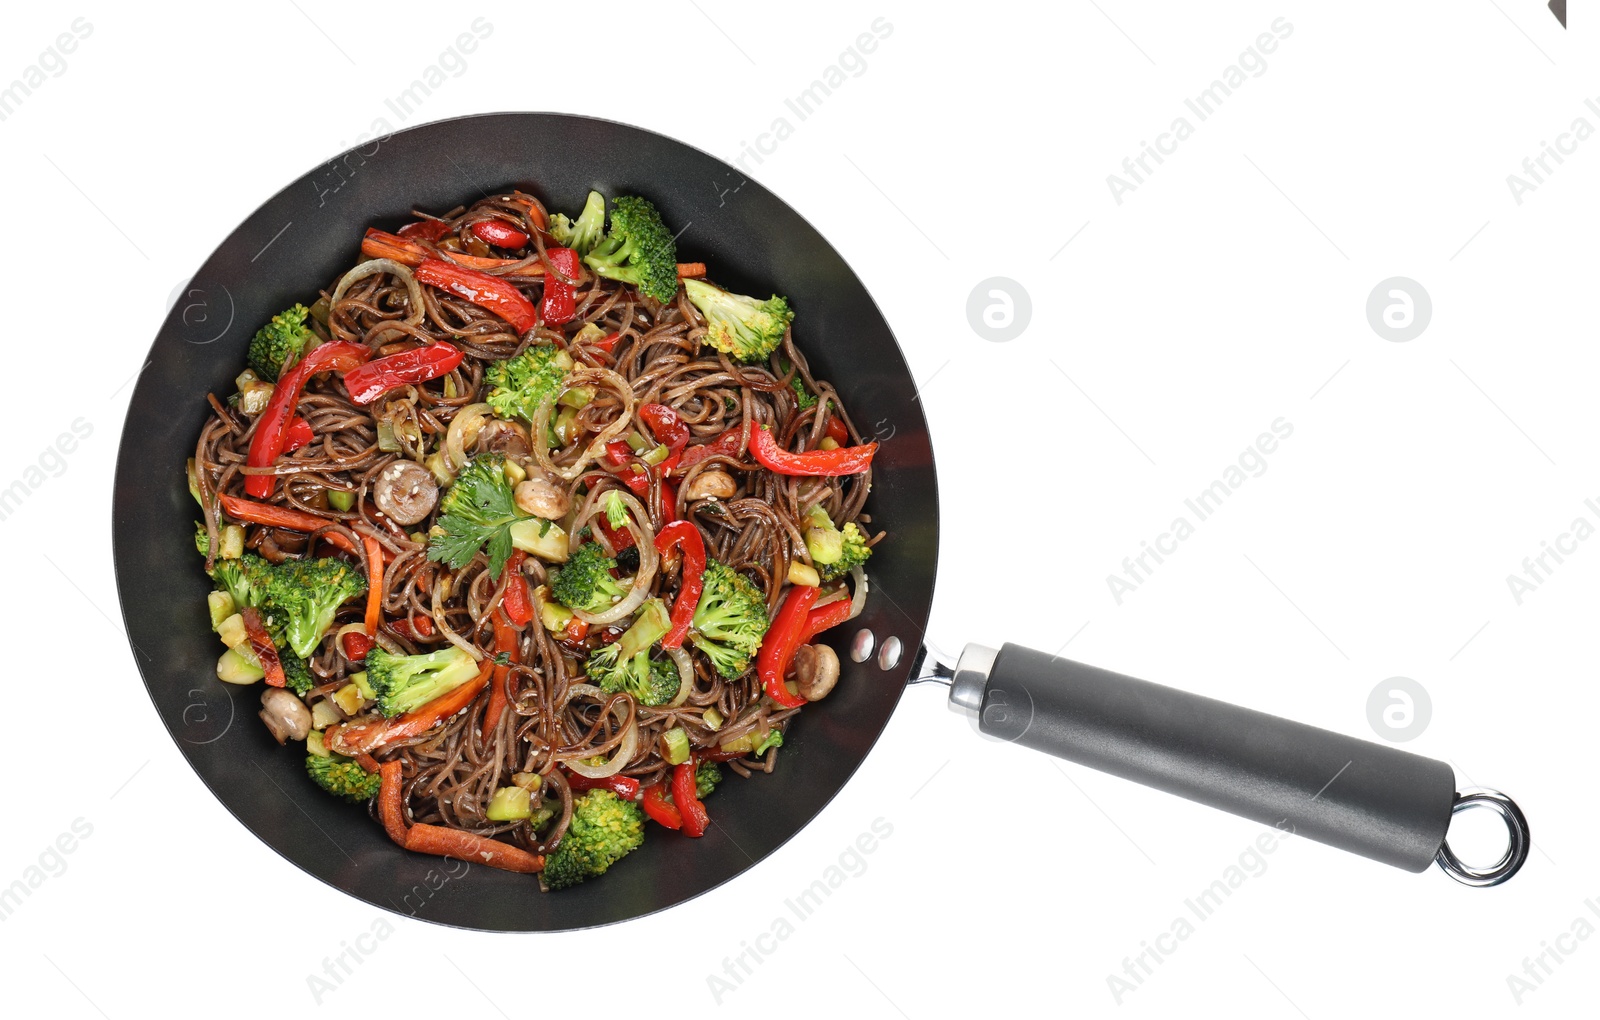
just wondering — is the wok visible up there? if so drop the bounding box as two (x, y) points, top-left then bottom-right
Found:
(112, 113), (1527, 932)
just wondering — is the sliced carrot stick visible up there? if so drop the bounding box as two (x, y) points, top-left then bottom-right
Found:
(361, 534), (384, 637)
(217, 495), (359, 554)
(354, 752), (379, 774)
(402, 823), (544, 873)
(378, 760), (408, 846)
(328, 657), (494, 756)
(504, 192), (548, 230)
(362, 229), (707, 282)
(479, 608), (519, 744)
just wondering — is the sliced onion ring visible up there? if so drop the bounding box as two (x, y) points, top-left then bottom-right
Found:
(563, 684), (638, 778)
(445, 402), (492, 474)
(533, 366), (635, 482)
(848, 564), (868, 621)
(432, 573), (484, 661)
(570, 489), (659, 627)
(330, 258), (425, 326)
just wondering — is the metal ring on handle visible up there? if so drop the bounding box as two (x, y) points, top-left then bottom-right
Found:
(1434, 789), (1530, 887)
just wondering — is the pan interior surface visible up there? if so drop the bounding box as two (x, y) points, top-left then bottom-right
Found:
(111, 113), (939, 931)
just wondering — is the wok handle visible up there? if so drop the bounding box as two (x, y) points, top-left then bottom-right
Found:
(943, 643), (1528, 881)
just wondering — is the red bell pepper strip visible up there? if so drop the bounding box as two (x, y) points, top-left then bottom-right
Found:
(654, 521), (706, 650)
(469, 218), (530, 249)
(378, 760), (409, 844)
(602, 444), (652, 496)
(540, 247), (581, 327)
(640, 783), (683, 830)
(240, 606), (287, 689)
(329, 656), (494, 755)
(757, 585), (819, 709)
(480, 607), (519, 744)
(750, 426), (877, 477)
(660, 478), (680, 525)
(413, 258), (538, 334)
(397, 219), (450, 242)
(403, 822), (545, 873)
(591, 331), (622, 354)
(640, 403), (691, 477)
(824, 415), (850, 446)
(342, 342), (464, 404)
(563, 770), (641, 800)
(671, 762), (709, 838)
(244, 340), (372, 498)
(282, 417), (315, 453)
(801, 596), (854, 643)
(390, 614), (435, 640)
(674, 428), (746, 474)
(564, 617), (590, 642)
(500, 551), (534, 627)
(216, 495), (359, 554)
(341, 630), (373, 661)
(640, 404), (691, 460)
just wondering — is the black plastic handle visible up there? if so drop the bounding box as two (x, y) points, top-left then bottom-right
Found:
(979, 644), (1457, 871)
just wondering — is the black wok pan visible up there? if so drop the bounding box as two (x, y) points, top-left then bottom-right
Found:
(112, 113), (1527, 932)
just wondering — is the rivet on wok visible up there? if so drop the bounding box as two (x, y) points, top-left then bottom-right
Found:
(850, 629), (875, 663)
(877, 636), (903, 671)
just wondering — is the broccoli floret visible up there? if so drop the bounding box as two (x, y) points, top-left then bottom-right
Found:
(365, 646), (481, 718)
(778, 358), (817, 411)
(583, 196), (679, 304)
(586, 599), (679, 705)
(548, 190), (607, 256)
(826, 523), (870, 582)
(588, 645), (680, 707)
(551, 542), (626, 613)
(306, 753), (381, 802)
(259, 557), (367, 659)
(804, 506), (871, 582)
(541, 789), (645, 891)
(696, 761), (722, 800)
(604, 490), (628, 530)
(208, 553), (270, 614)
(248, 303), (318, 381)
(206, 553), (363, 664)
(427, 453), (527, 579)
(484, 344), (574, 425)
(754, 728), (784, 755)
(689, 559), (770, 679)
(279, 647), (317, 696)
(682, 279), (793, 364)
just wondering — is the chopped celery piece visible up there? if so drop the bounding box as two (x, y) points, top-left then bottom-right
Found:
(217, 647), (265, 684)
(207, 590), (235, 629)
(509, 518), (569, 563)
(662, 727), (690, 765)
(486, 786), (533, 821)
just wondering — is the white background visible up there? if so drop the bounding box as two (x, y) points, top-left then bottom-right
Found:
(1, 1), (1595, 1016)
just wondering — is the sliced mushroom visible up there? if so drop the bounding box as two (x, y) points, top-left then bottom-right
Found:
(794, 643), (840, 701)
(478, 418), (532, 461)
(372, 459), (439, 525)
(682, 469), (738, 501)
(260, 688), (312, 745)
(515, 477), (570, 519)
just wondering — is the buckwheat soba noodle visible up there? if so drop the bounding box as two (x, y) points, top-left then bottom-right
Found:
(189, 188), (880, 889)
